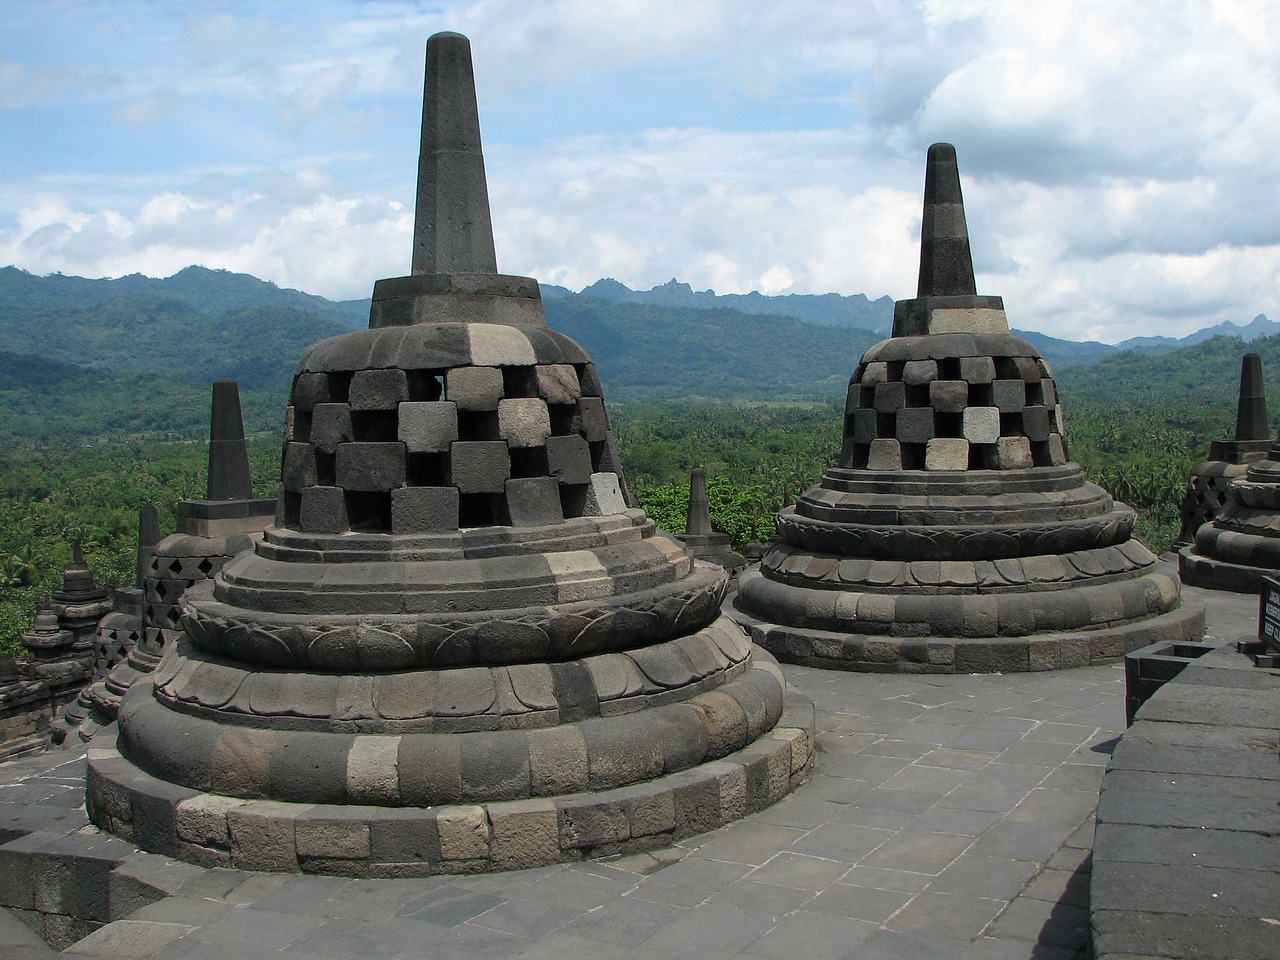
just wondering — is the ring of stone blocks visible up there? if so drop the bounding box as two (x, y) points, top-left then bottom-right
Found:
(115, 647), (788, 806)
(794, 475), (1115, 527)
(199, 531), (698, 627)
(150, 615), (753, 733)
(1224, 479), (1280, 510)
(179, 564), (728, 669)
(739, 602), (1205, 675)
(85, 687), (815, 875)
(760, 540), (1158, 592)
(735, 565), (1181, 639)
(1196, 521), (1280, 568)
(774, 507), (1138, 561)
(257, 510), (651, 563)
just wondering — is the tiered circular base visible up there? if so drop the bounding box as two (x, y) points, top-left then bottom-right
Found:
(1180, 456), (1280, 592)
(731, 465), (1204, 672)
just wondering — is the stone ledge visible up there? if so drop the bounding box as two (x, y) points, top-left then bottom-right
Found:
(1092, 644), (1280, 959)
(84, 691), (814, 876)
(730, 592), (1205, 674)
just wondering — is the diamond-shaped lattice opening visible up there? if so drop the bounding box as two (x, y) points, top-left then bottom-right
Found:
(163, 608), (182, 627)
(168, 559), (184, 575)
(154, 581), (168, 600)
(198, 558), (215, 576)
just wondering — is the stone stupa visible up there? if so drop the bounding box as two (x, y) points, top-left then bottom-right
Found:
(678, 470), (746, 574)
(731, 143), (1204, 673)
(1173, 353), (1271, 548)
(87, 32), (811, 876)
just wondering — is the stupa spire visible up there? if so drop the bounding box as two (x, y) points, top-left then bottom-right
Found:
(411, 31), (498, 276)
(892, 142), (1008, 337)
(686, 469), (713, 536)
(1235, 352), (1269, 441)
(917, 143), (976, 297)
(206, 378), (253, 501)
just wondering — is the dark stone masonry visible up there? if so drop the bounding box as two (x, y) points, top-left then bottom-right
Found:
(731, 143), (1205, 672)
(82, 32), (812, 877)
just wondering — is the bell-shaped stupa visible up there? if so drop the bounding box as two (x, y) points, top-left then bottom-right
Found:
(1173, 353), (1271, 548)
(731, 144), (1204, 672)
(87, 32), (811, 876)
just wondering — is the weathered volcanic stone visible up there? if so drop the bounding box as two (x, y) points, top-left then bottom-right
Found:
(89, 30), (809, 878)
(731, 142), (1202, 675)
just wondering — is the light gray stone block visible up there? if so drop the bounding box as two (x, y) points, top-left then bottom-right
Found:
(584, 473), (627, 516)
(497, 398), (551, 448)
(867, 438), (902, 470)
(997, 436), (1033, 469)
(536, 364), (581, 404)
(962, 406), (1000, 444)
(992, 379), (1026, 412)
(926, 438), (969, 470)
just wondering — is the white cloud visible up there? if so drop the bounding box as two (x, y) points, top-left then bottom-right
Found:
(2, 0), (1279, 343)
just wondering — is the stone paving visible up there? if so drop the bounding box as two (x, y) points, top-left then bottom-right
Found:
(0, 581), (1258, 960)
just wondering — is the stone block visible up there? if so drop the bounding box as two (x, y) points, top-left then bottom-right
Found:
(528, 725), (590, 795)
(505, 477), (564, 526)
(227, 801), (305, 872)
(851, 408), (877, 443)
(446, 366), (504, 411)
(902, 360), (937, 385)
(583, 472), (627, 516)
(535, 364), (581, 404)
(1023, 405), (1051, 441)
(349, 369), (408, 410)
(334, 442), (405, 491)
(859, 361), (888, 385)
(962, 406), (1000, 444)
(1012, 356), (1041, 382)
(576, 397), (609, 442)
(282, 443), (317, 491)
(392, 486), (459, 533)
(546, 435), (592, 485)
(489, 799), (559, 870)
(436, 806), (490, 861)
(368, 809), (440, 864)
(895, 407), (935, 443)
(175, 793), (244, 849)
(992, 379), (1026, 412)
(292, 372), (330, 411)
(997, 436), (1033, 470)
(866, 438), (902, 471)
(929, 380), (968, 412)
(926, 438), (969, 470)
(497, 398), (551, 448)
(299, 486), (348, 533)
(960, 356), (996, 383)
(449, 441), (510, 494)
(873, 381), (906, 412)
(1048, 434), (1068, 465)
(311, 403), (353, 453)
(398, 401), (458, 453)
(467, 324), (537, 366)
(295, 814), (370, 861)
(578, 363), (603, 397)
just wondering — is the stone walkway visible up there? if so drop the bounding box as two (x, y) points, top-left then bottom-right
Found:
(1, 584), (1255, 960)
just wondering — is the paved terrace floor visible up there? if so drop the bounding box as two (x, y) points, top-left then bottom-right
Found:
(0, 581), (1258, 960)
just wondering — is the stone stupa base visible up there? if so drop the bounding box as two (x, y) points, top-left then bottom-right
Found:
(86, 662), (813, 876)
(729, 569), (1205, 674)
(1178, 547), (1275, 594)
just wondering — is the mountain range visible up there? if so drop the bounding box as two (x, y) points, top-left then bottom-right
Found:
(1, 264), (1276, 444)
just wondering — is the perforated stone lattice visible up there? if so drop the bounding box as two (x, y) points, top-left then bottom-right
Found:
(842, 348), (1068, 471)
(281, 359), (622, 534)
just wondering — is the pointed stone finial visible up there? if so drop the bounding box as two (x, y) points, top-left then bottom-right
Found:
(892, 143), (1008, 337)
(72, 539), (85, 565)
(1235, 353), (1268, 441)
(412, 32), (498, 276)
(136, 504), (160, 589)
(207, 379), (253, 501)
(686, 470), (713, 537)
(366, 32), (545, 329)
(917, 143), (976, 298)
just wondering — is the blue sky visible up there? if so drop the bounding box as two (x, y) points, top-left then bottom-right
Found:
(3, 0), (1278, 343)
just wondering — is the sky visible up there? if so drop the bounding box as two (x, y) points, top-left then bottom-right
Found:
(2, 0), (1278, 344)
